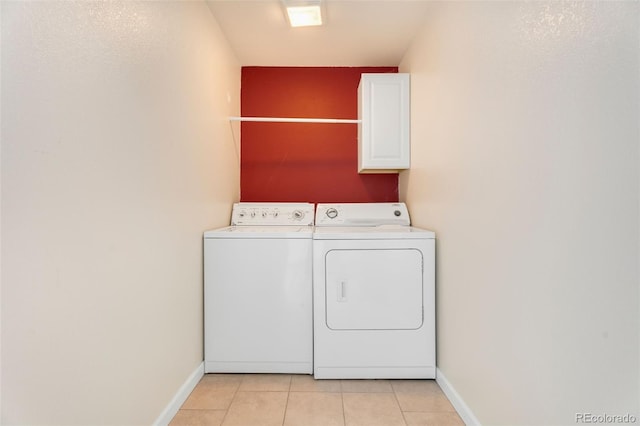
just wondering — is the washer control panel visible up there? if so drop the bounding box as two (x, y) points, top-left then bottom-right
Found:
(231, 203), (315, 226)
(315, 203), (411, 226)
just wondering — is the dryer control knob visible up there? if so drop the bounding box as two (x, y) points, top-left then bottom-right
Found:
(394, 210), (402, 217)
(326, 208), (338, 219)
(292, 210), (305, 220)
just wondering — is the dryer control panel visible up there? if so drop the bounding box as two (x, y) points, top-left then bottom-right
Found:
(231, 203), (315, 226)
(315, 203), (410, 227)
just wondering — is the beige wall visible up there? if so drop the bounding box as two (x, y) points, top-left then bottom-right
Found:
(400, 2), (639, 424)
(1, 1), (240, 424)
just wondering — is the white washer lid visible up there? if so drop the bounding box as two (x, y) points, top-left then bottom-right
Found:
(204, 226), (314, 239)
(313, 225), (435, 240)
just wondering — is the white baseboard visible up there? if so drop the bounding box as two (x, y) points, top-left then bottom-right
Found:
(154, 361), (204, 426)
(436, 367), (481, 426)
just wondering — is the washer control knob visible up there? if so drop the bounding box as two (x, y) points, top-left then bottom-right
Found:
(273, 211), (279, 218)
(292, 210), (305, 220)
(250, 211), (256, 218)
(238, 210), (246, 218)
(394, 210), (402, 217)
(262, 211), (268, 218)
(326, 208), (338, 219)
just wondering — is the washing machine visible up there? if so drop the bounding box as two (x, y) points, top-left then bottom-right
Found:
(204, 202), (314, 374)
(313, 202), (435, 379)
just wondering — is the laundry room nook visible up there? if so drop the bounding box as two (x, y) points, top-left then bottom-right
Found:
(1, 1), (638, 426)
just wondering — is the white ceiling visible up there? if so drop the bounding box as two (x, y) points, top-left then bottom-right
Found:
(206, 0), (432, 66)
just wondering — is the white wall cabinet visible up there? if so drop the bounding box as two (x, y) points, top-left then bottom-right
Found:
(358, 73), (410, 173)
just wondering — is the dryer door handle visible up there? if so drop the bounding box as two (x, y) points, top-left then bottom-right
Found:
(338, 281), (348, 302)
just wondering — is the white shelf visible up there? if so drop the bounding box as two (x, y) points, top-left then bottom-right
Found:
(230, 116), (360, 124)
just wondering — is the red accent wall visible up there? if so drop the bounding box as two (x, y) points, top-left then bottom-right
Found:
(240, 67), (399, 204)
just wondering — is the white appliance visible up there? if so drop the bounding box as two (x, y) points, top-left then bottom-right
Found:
(313, 202), (436, 379)
(204, 202), (314, 374)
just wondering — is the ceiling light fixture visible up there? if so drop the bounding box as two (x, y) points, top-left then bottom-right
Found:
(283, 0), (323, 28)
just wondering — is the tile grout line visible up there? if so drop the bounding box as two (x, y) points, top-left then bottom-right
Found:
(340, 379), (348, 426)
(341, 390), (347, 426)
(218, 375), (243, 426)
(281, 375), (293, 426)
(391, 384), (410, 426)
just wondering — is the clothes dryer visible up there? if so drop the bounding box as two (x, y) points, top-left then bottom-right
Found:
(204, 203), (314, 374)
(313, 203), (435, 379)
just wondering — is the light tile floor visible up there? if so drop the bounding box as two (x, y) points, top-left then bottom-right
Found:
(170, 374), (465, 426)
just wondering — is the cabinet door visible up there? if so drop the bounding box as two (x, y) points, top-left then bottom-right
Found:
(358, 73), (410, 173)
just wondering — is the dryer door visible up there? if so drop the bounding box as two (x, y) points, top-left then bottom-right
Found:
(325, 248), (423, 330)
